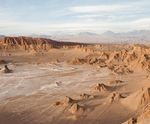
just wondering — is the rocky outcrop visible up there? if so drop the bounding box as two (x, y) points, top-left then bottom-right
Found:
(0, 65), (13, 73)
(55, 96), (85, 114)
(0, 36), (88, 52)
(92, 83), (111, 92)
(79, 93), (95, 100)
(69, 103), (84, 114)
(108, 92), (125, 103)
(55, 96), (75, 106)
(69, 45), (150, 73)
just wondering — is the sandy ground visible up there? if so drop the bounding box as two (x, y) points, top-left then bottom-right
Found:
(0, 61), (148, 124)
(1, 45), (150, 124)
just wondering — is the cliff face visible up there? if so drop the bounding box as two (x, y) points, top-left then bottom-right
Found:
(0, 36), (86, 52)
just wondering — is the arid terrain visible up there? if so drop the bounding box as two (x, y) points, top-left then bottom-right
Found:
(1, 36), (150, 124)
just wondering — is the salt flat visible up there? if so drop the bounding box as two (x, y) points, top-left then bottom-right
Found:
(0, 63), (111, 101)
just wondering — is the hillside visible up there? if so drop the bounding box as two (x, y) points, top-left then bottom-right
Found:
(0, 36), (88, 51)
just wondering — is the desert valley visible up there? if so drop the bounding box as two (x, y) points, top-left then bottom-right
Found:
(0, 36), (150, 124)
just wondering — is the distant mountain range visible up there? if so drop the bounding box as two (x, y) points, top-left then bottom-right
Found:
(1, 30), (150, 43)
(29, 34), (52, 39)
(51, 30), (150, 43)
(0, 35), (5, 38)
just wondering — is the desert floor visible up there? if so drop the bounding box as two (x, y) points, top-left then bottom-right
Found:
(0, 59), (149, 124)
(1, 43), (150, 124)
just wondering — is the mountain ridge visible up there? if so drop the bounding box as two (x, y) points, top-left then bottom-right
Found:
(0, 36), (88, 52)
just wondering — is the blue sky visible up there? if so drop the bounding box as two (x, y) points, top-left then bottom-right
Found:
(0, 0), (150, 35)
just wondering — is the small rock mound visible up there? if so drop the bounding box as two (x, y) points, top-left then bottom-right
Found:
(63, 96), (75, 105)
(93, 83), (110, 92)
(54, 101), (62, 106)
(55, 96), (75, 106)
(0, 65), (13, 73)
(55, 96), (85, 114)
(122, 117), (137, 124)
(108, 92), (125, 103)
(69, 103), (84, 114)
(109, 80), (124, 85)
(80, 93), (95, 100)
(0, 60), (7, 64)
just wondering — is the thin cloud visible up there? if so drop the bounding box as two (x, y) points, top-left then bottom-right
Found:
(1, 17), (150, 35)
(0, 0), (150, 34)
(70, 5), (134, 13)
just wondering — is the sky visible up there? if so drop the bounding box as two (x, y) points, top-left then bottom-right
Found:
(0, 0), (150, 35)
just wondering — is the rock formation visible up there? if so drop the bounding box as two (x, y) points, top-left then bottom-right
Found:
(0, 65), (13, 73)
(122, 87), (150, 110)
(79, 93), (95, 100)
(0, 60), (7, 64)
(68, 45), (150, 73)
(93, 83), (110, 92)
(108, 92), (125, 103)
(69, 103), (84, 114)
(0, 36), (88, 52)
(55, 96), (75, 107)
(109, 80), (124, 85)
